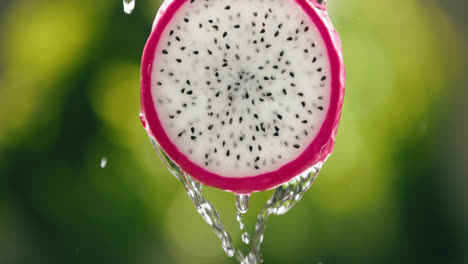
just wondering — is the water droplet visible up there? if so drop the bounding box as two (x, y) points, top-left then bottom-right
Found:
(236, 194), (250, 214)
(123, 0), (135, 14)
(100, 157), (107, 168)
(241, 232), (250, 244)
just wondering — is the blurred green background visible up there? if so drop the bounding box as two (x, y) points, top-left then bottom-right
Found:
(1, 0), (467, 263)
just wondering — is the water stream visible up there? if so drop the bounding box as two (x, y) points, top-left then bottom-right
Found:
(152, 138), (321, 264)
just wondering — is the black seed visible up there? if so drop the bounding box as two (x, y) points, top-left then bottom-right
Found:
(274, 31), (280, 37)
(208, 19), (213, 23)
(181, 88), (185, 93)
(215, 91), (221, 97)
(318, 96), (323, 100)
(266, 44), (271, 48)
(176, 110), (181, 114)
(186, 80), (191, 85)
(223, 32), (228, 38)
(233, 24), (240, 28)
(304, 49), (308, 53)
(226, 44), (230, 49)
(302, 120), (308, 124)
(225, 5), (230, 9)
(255, 165), (260, 170)
(162, 49), (168, 54)
(302, 101), (306, 107)
(312, 57), (317, 63)
(191, 127), (195, 133)
(318, 106), (324, 111)
(226, 150), (230, 156)
(239, 117), (243, 123)
(178, 131), (184, 137)
(266, 92), (272, 97)
(298, 92), (304, 97)
(253, 12), (258, 16)
(184, 18), (189, 23)
(169, 115), (175, 119)
(208, 125), (214, 130)
(321, 76), (327, 81)
(255, 156), (260, 162)
(291, 83), (296, 87)
(254, 114), (259, 119)
(273, 132), (279, 137)
(205, 153), (209, 159)
(199, 23), (203, 28)
(187, 90), (193, 95)
(287, 37), (293, 41)
(290, 72), (295, 78)
(280, 50), (284, 57)
(293, 144), (300, 149)
(258, 145), (262, 151)
(170, 30), (174, 36)
(304, 26), (309, 32)
(249, 146), (253, 152)
(175, 36), (180, 41)
(191, 136), (197, 140)
(260, 29), (265, 34)
(207, 49), (212, 55)
(176, 58), (182, 63)
(312, 43), (316, 47)
(282, 89), (287, 95)
(277, 114), (283, 120)
(274, 126), (280, 131)
(317, 68), (322, 72)
(237, 155), (240, 161)
(264, 76), (269, 80)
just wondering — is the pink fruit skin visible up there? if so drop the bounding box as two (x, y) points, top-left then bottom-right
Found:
(140, 0), (345, 194)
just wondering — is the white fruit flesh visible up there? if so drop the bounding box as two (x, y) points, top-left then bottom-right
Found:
(151, 0), (331, 177)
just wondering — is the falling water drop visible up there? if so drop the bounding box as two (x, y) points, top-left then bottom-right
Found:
(123, 0), (135, 14)
(100, 157), (107, 168)
(241, 232), (250, 245)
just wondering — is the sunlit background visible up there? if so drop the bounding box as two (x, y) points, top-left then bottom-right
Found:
(0, 0), (467, 263)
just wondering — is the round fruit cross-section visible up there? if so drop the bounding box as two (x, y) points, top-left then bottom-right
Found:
(141, 0), (345, 193)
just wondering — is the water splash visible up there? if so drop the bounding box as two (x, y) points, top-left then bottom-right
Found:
(123, 0), (135, 14)
(152, 138), (320, 264)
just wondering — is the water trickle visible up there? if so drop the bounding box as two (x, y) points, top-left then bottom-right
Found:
(236, 212), (245, 230)
(100, 157), (107, 168)
(123, 0), (135, 14)
(236, 194), (250, 214)
(152, 138), (321, 264)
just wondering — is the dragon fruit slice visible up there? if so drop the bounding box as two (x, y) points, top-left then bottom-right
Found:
(140, 0), (345, 194)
